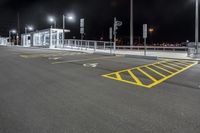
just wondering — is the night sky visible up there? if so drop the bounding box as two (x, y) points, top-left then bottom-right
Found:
(0, 0), (197, 43)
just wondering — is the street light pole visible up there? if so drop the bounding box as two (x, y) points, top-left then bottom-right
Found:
(195, 0), (199, 54)
(9, 30), (16, 46)
(63, 15), (65, 47)
(25, 27), (27, 46)
(130, 0), (133, 49)
(9, 31), (11, 45)
(54, 21), (57, 28)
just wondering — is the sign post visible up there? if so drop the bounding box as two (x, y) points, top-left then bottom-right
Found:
(113, 17), (122, 52)
(109, 27), (113, 54)
(80, 18), (85, 40)
(143, 24), (148, 56)
(80, 18), (85, 49)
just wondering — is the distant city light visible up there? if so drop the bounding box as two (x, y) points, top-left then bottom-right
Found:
(149, 28), (154, 33)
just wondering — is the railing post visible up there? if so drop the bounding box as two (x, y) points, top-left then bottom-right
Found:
(113, 42), (116, 53)
(75, 40), (77, 48)
(104, 42), (106, 50)
(88, 41), (90, 50)
(94, 42), (97, 52)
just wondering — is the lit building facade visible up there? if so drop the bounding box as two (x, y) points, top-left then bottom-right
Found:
(21, 28), (70, 48)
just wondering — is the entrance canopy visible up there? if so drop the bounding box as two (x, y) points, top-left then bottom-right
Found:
(21, 28), (70, 48)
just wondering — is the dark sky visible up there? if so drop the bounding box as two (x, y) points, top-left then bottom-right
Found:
(0, 0), (197, 42)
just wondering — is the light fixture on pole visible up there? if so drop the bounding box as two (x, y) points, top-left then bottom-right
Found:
(62, 13), (75, 46)
(48, 16), (56, 28)
(25, 25), (34, 46)
(9, 29), (16, 45)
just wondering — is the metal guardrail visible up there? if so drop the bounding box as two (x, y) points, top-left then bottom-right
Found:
(57, 39), (116, 53)
(51, 39), (188, 53)
(116, 46), (188, 51)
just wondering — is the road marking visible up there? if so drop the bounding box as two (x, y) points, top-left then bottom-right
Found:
(159, 63), (179, 71)
(83, 63), (98, 68)
(152, 64), (174, 74)
(116, 73), (122, 80)
(48, 57), (62, 60)
(137, 68), (158, 82)
(145, 66), (166, 77)
(172, 61), (188, 67)
(20, 52), (86, 59)
(127, 70), (143, 85)
(165, 62), (184, 69)
(52, 56), (122, 64)
(102, 60), (198, 88)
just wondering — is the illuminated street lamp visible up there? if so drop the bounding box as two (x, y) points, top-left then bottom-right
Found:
(48, 16), (56, 28)
(62, 13), (75, 45)
(25, 25), (34, 34)
(9, 29), (16, 45)
(25, 25), (34, 46)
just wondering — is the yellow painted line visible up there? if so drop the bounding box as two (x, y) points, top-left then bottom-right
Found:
(116, 73), (122, 80)
(152, 64), (174, 74)
(52, 56), (122, 64)
(146, 61), (198, 88)
(172, 61), (189, 67)
(174, 60), (195, 65)
(159, 63), (179, 71)
(102, 60), (198, 88)
(102, 75), (149, 88)
(137, 68), (157, 82)
(165, 62), (185, 69)
(145, 66), (166, 77)
(104, 60), (169, 76)
(127, 70), (143, 85)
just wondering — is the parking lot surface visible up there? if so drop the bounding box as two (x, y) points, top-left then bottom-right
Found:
(0, 46), (200, 133)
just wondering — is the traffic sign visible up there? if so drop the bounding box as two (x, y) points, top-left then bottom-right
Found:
(80, 28), (84, 34)
(143, 24), (147, 39)
(80, 18), (84, 28)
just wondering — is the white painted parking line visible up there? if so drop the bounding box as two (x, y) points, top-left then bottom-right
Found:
(52, 56), (122, 64)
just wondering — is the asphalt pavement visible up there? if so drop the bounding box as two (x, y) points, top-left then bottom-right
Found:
(0, 46), (200, 133)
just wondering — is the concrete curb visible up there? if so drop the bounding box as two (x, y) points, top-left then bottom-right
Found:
(93, 52), (116, 56)
(124, 54), (158, 60)
(158, 57), (200, 63)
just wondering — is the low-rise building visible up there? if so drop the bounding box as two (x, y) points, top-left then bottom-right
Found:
(0, 37), (9, 46)
(21, 28), (70, 48)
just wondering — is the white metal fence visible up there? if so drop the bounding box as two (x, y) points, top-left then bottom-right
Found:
(116, 46), (188, 51)
(55, 39), (116, 54)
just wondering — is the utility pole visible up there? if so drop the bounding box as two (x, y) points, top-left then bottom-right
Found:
(63, 15), (65, 47)
(143, 24), (148, 56)
(25, 27), (27, 46)
(195, 0), (199, 54)
(130, 0), (134, 49)
(9, 31), (11, 45)
(17, 12), (20, 46)
(113, 17), (122, 52)
(113, 17), (117, 46)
